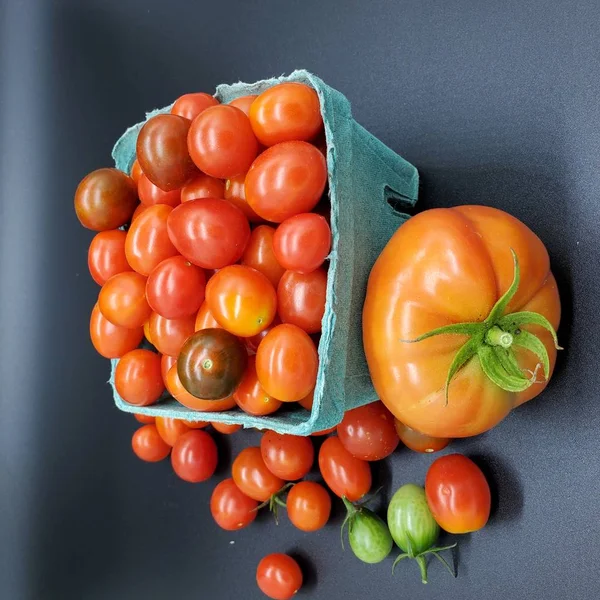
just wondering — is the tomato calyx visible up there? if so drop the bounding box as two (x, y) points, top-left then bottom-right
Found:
(391, 534), (457, 584)
(254, 482), (294, 523)
(402, 250), (562, 402)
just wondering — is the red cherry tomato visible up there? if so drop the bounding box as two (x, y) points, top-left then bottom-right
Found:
(287, 481), (331, 532)
(228, 94), (257, 116)
(187, 105), (259, 178)
(260, 431), (314, 480)
(137, 174), (181, 207)
(131, 203), (148, 222)
(90, 303), (143, 358)
(245, 315), (281, 354)
(224, 172), (264, 222)
(210, 478), (258, 531)
(146, 256), (206, 319)
(394, 420), (451, 453)
(180, 173), (225, 202)
(256, 553), (303, 600)
(161, 354), (177, 385)
(232, 447), (284, 502)
(298, 390), (314, 411)
(277, 268), (327, 334)
(255, 324), (318, 402)
(250, 83), (323, 146)
(155, 417), (192, 446)
(206, 265), (277, 337)
(131, 424), (171, 462)
(134, 413), (155, 424)
(234, 356), (282, 416)
(241, 225), (285, 287)
(130, 159), (143, 184)
(171, 92), (219, 120)
(171, 429), (218, 482)
(125, 204), (178, 276)
(115, 349), (163, 407)
(148, 311), (195, 357)
(425, 454), (491, 533)
(212, 422), (242, 434)
(312, 426), (336, 436)
(273, 213), (331, 274)
(167, 198), (250, 269)
(318, 436), (371, 501)
(337, 401), (399, 461)
(88, 230), (131, 286)
(194, 301), (223, 331)
(98, 272), (151, 329)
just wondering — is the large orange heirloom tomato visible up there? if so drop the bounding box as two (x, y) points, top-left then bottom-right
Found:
(363, 206), (561, 438)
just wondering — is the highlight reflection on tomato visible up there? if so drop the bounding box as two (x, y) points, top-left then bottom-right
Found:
(234, 356), (282, 416)
(98, 272), (152, 329)
(241, 226), (285, 287)
(232, 446), (284, 502)
(277, 268), (327, 334)
(90, 303), (143, 358)
(115, 349), (163, 407)
(88, 230), (131, 286)
(148, 311), (195, 357)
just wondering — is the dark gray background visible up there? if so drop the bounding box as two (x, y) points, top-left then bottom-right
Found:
(1, 0), (598, 598)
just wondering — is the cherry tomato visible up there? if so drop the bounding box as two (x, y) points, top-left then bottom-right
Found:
(88, 230), (131, 286)
(161, 353), (177, 386)
(182, 420), (208, 429)
(394, 420), (451, 453)
(224, 173), (264, 222)
(245, 315), (281, 354)
(287, 481), (331, 532)
(115, 349), (163, 406)
(131, 424), (171, 462)
(250, 83), (323, 146)
(232, 447), (284, 502)
(146, 256), (206, 319)
(74, 168), (137, 231)
(240, 226), (285, 287)
(166, 364), (237, 412)
(234, 356), (282, 416)
(178, 328), (247, 399)
(125, 204), (178, 276)
(131, 203), (148, 222)
(277, 268), (327, 334)
(187, 105), (259, 178)
(228, 94), (257, 116)
(425, 454), (491, 533)
(130, 159), (143, 184)
(210, 478), (258, 531)
(256, 553), (303, 600)
(212, 422), (242, 434)
(181, 173), (225, 202)
(167, 198), (250, 269)
(154, 417), (191, 446)
(195, 301), (222, 331)
(337, 402), (399, 461)
(298, 390), (314, 411)
(312, 426), (336, 436)
(136, 114), (196, 191)
(171, 92), (219, 120)
(147, 312), (195, 357)
(134, 413), (155, 424)
(206, 265), (277, 337)
(256, 324), (318, 401)
(273, 213), (331, 274)
(318, 436), (372, 502)
(260, 431), (314, 480)
(137, 174), (181, 207)
(90, 303), (143, 358)
(171, 429), (218, 483)
(98, 272), (151, 329)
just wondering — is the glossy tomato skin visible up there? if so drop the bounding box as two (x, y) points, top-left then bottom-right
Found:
(232, 447), (284, 502)
(148, 311), (195, 357)
(167, 198), (250, 269)
(131, 203), (148, 222)
(137, 174), (181, 207)
(131, 424), (171, 462)
(260, 431), (314, 480)
(160, 354), (177, 385)
(245, 316), (281, 354)
(228, 94), (257, 116)
(194, 301), (222, 331)
(256, 553), (303, 600)
(88, 230), (131, 285)
(241, 226), (285, 287)
(249, 82), (323, 146)
(224, 172), (264, 222)
(90, 303), (143, 358)
(155, 417), (191, 446)
(394, 420), (450, 453)
(74, 168), (137, 231)
(178, 329), (247, 400)
(98, 272), (151, 329)
(287, 481), (331, 532)
(337, 402), (400, 461)
(136, 114), (196, 191)
(115, 349), (163, 406)
(234, 356), (282, 416)
(425, 454), (491, 533)
(134, 413), (155, 424)
(211, 422), (242, 434)
(171, 430), (218, 483)
(363, 205), (561, 438)
(273, 213), (331, 274)
(255, 324), (318, 402)
(210, 478), (258, 530)
(130, 159), (143, 184)
(171, 92), (219, 121)
(125, 204), (178, 276)
(245, 141), (327, 222)
(277, 268), (327, 334)
(180, 173), (225, 202)
(146, 256), (206, 319)
(298, 390), (314, 411)
(206, 265), (277, 337)
(187, 105), (259, 178)
(318, 436), (371, 502)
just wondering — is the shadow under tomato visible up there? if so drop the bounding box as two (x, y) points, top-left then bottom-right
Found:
(287, 549), (318, 593)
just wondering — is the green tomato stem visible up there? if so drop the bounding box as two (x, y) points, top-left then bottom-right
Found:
(485, 326), (513, 349)
(416, 555), (428, 584)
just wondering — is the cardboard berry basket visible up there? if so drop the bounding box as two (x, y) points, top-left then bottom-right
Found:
(109, 69), (418, 435)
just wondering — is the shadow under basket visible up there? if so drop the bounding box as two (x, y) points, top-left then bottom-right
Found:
(109, 69), (418, 435)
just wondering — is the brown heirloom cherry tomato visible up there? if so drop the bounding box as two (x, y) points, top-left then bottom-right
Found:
(232, 447), (284, 502)
(171, 430), (218, 482)
(260, 431), (314, 480)
(137, 174), (181, 207)
(224, 172), (264, 223)
(394, 420), (450, 453)
(287, 481), (331, 532)
(115, 349), (163, 407)
(277, 268), (327, 334)
(256, 553), (303, 600)
(155, 417), (191, 446)
(234, 356), (282, 416)
(148, 311), (195, 357)
(210, 478), (258, 531)
(228, 94), (258, 116)
(90, 303), (143, 358)
(241, 226), (285, 287)
(131, 424), (171, 462)
(171, 92), (219, 121)
(98, 272), (152, 329)
(181, 173), (225, 202)
(88, 230), (131, 286)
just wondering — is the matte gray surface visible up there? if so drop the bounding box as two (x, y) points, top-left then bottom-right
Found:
(1, 1), (598, 599)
